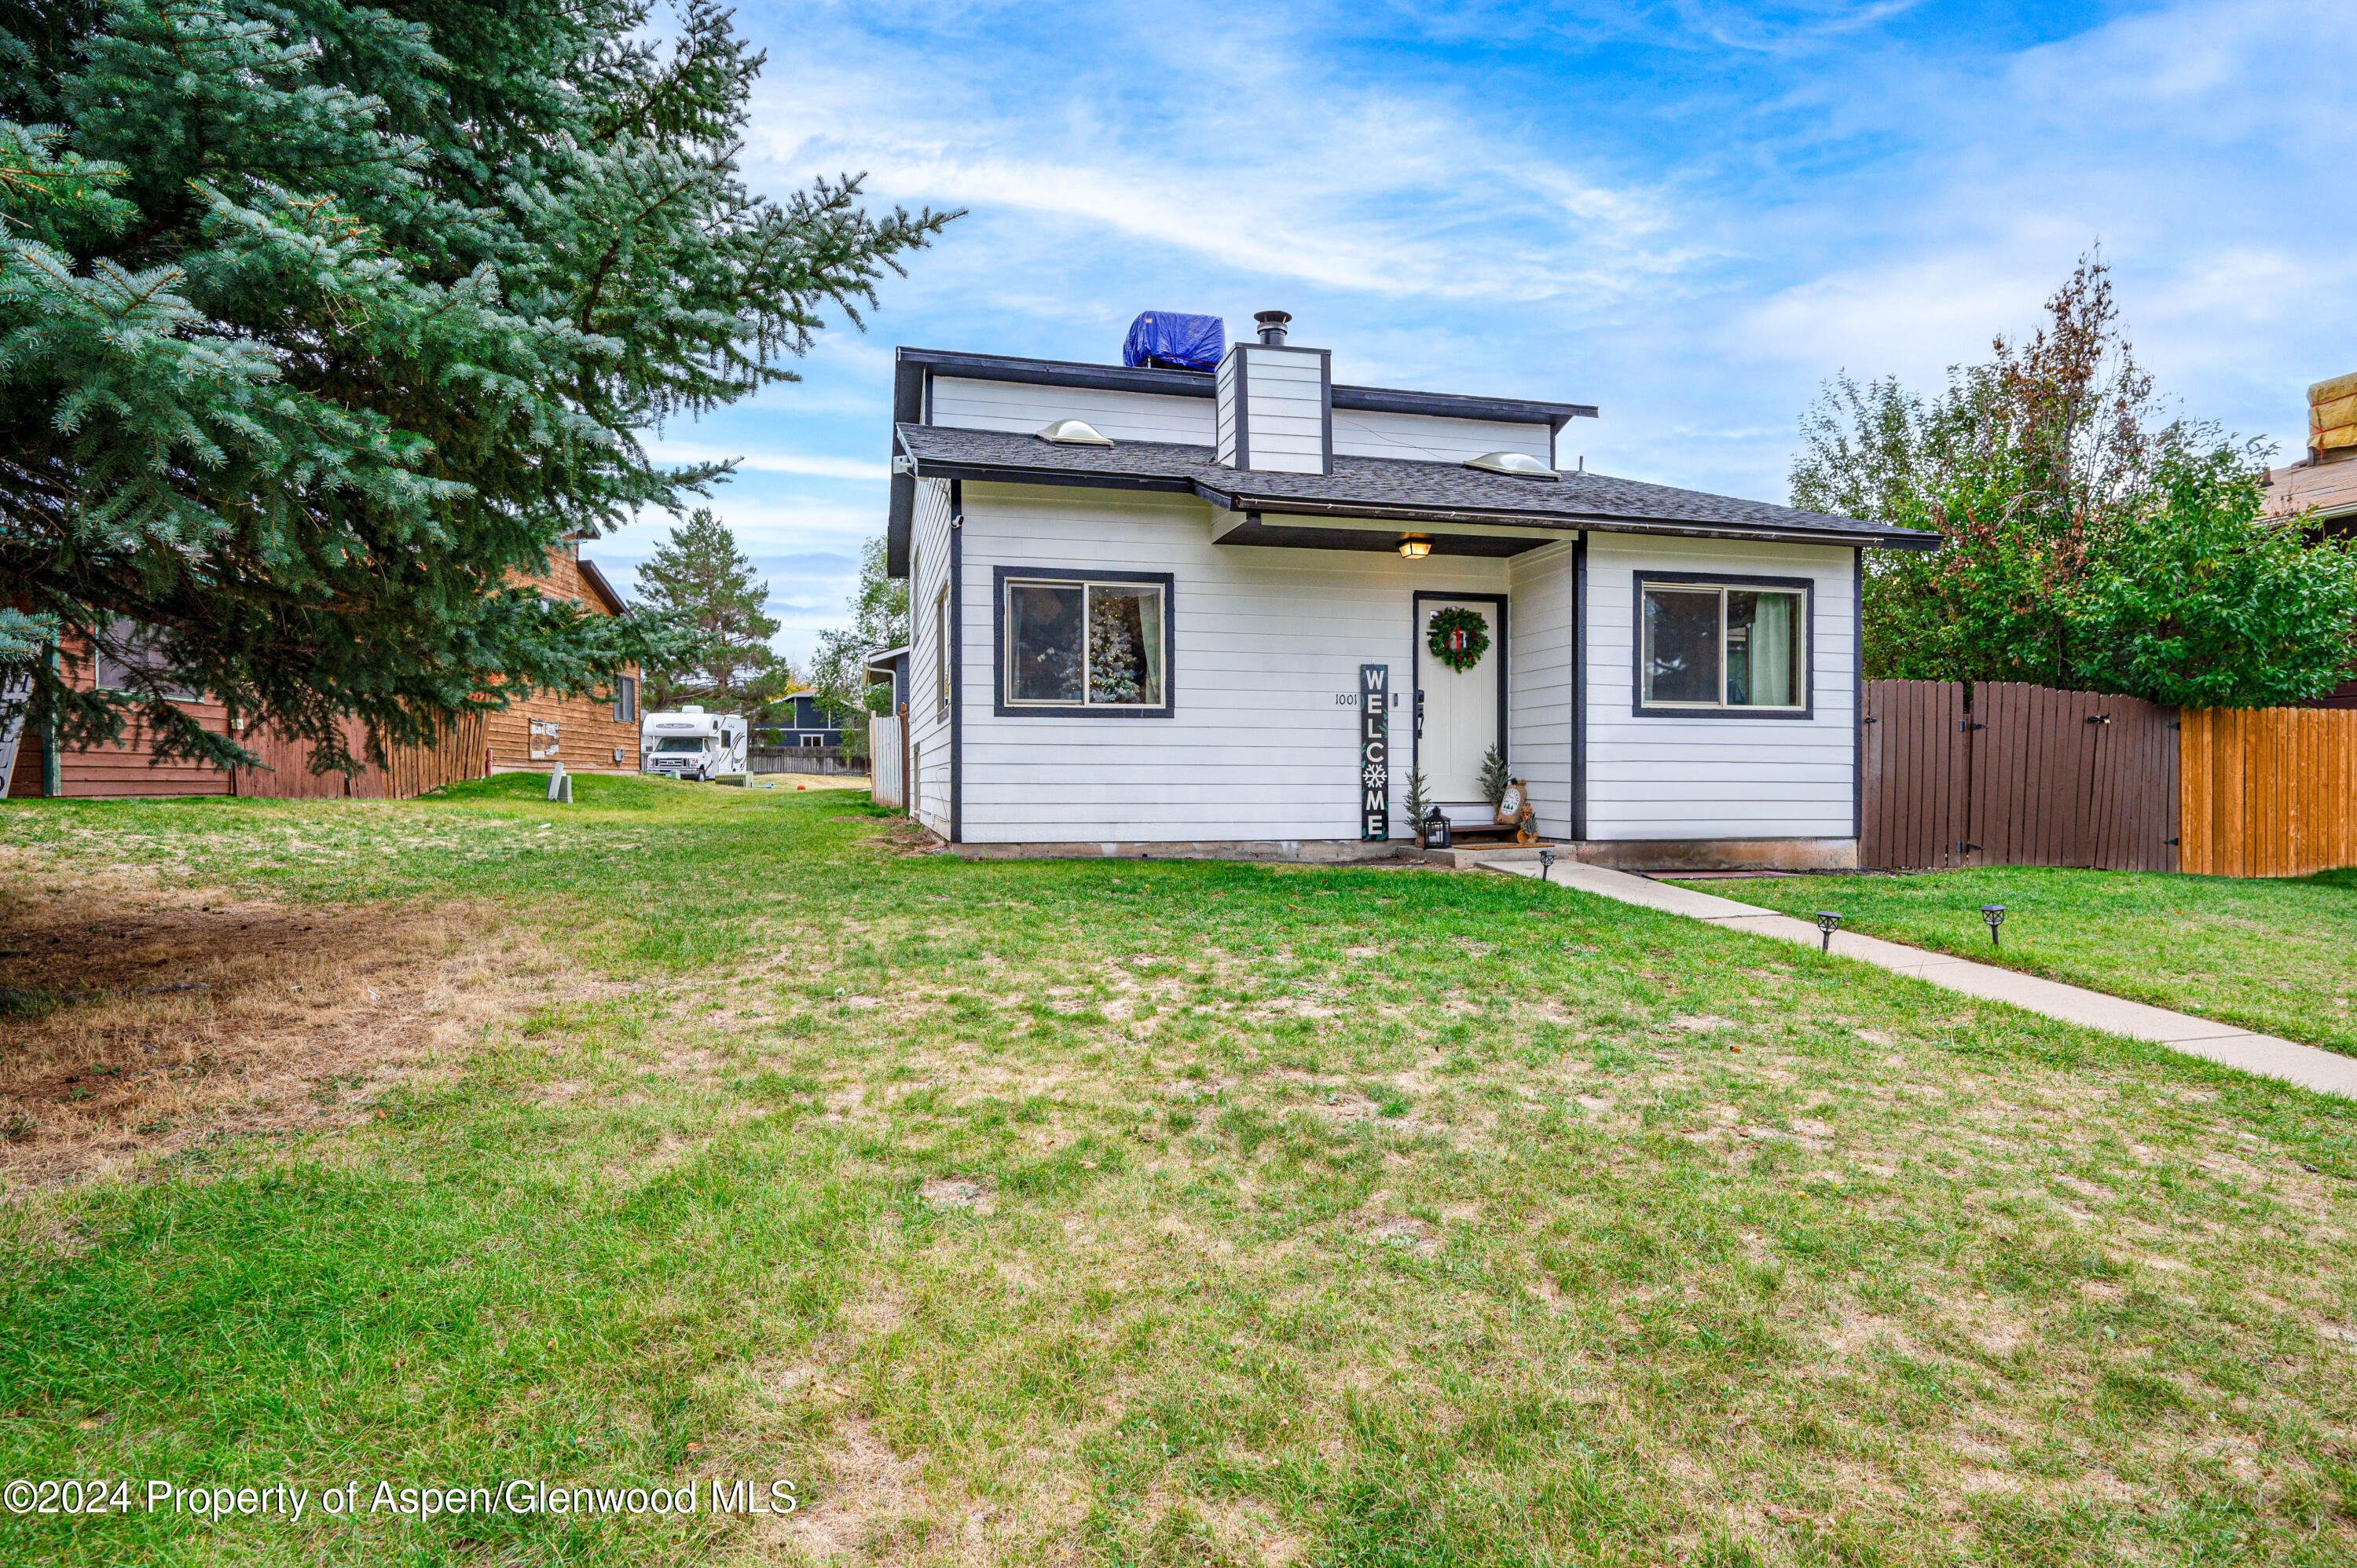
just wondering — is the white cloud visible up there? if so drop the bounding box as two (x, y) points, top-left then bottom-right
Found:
(645, 441), (892, 482)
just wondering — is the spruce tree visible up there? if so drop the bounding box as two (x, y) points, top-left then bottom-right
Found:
(636, 510), (778, 711)
(0, 2), (955, 771)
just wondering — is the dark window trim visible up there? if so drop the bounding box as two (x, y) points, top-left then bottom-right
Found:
(1850, 548), (1863, 840)
(991, 566), (1178, 720)
(1629, 570), (1815, 720)
(612, 673), (638, 724)
(1409, 590), (1509, 804)
(1571, 535), (1588, 841)
(949, 481), (963, 843)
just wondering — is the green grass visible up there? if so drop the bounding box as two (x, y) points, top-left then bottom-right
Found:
(1667, 865), (2357, 1057)
(2, 778), (2355, 1565)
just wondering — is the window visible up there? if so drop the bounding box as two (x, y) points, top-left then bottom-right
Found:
(801, 735), (826, 748)
(94, 619), (200, 702)
(1637, 578), (1808, 714)
(998, 574), (1171, 715)
(654, 737), (708, 753)
(933, 586), (951, 720)
(612, 674), (637, 724)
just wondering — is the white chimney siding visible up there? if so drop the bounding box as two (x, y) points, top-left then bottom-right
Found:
(1214, 343), (1332, 475)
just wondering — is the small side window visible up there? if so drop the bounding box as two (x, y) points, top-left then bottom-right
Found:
(934, 585), (951, 720)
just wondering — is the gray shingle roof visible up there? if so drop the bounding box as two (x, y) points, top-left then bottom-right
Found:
(894, 424), (1937, 550)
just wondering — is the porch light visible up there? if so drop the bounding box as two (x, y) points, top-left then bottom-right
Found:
(1036, 418), (1113, 446)
(1813, 910), (1842, 953)
(1981, 904), (2006, 947)
(1397, 536), (1431, 560)
(1463, 450), (1560, 480)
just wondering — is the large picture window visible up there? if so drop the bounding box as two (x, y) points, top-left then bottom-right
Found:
(1637, 577), (1810, 716)
(995, 571), (1174, 717)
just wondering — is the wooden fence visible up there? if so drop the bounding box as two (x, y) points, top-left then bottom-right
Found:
(233, 712), (488, 800)
(2179, 706), (2357, 877)
(1861, 680), (2178, 874)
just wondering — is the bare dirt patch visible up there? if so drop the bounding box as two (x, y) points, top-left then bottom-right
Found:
(0, 850), (580, 1189)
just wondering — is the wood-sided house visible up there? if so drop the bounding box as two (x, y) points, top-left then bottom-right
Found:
(887, 314), (1940, 867)
(5, 540), (643, 799)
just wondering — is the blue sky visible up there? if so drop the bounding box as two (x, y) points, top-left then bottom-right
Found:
(600, 0), (2355, 665)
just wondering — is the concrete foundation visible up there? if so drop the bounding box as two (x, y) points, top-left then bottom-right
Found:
(943, 835), (1858, 871)
(948, 837), (1419, 864)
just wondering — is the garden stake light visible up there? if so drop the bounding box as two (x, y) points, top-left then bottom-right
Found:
(1814, 911), (1842, 953)
(1981, 904), (2006, 947)
(1538, 848), (1556, 883)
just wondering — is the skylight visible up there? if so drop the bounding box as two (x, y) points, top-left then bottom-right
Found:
(1037, 419), (1113, 446)
(1463, 451), (1559, 480)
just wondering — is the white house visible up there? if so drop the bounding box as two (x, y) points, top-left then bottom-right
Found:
(888, 313), (1938, 869)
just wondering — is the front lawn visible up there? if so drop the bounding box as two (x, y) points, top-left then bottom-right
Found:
(4, 779), (2355, 1566)
(1671, 866), (2357, 1057)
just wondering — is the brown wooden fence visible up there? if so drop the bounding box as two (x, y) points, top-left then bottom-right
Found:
(232, 712), (488, 800)
(1861, 680), (2178, 873)
(2179, 706), (2357, 877)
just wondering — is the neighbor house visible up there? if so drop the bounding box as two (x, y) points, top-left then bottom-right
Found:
(2261, 369), (2357, 709)
(886, 313), (1939, 868)
(760, 690), (849, 749)
(5, 539), (643, 798)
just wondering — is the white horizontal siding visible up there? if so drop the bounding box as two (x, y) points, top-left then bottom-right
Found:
(1507, 540), (1577, 839)
(956, 483), (1506, 844)
(907, 478), (955, 837)
(1584, 533), (1857, 842)
(931, 376), (1212, 446)
(1332, 411), (1553, 466)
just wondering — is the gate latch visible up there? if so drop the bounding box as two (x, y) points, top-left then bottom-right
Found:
(1958, 720), (1986, 732)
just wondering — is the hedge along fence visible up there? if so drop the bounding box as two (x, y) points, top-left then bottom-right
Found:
(2179, 706), (2357, 878)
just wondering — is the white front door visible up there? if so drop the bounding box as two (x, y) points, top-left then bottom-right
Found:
(1416, 598), (1501, 805)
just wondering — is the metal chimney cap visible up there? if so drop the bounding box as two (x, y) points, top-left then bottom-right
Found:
(1253, 310), (1292, 346)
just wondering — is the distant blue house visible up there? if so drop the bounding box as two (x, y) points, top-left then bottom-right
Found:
(761, 690), (848, 749)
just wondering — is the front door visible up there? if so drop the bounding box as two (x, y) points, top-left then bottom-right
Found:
(1416, 597), (1501, 808)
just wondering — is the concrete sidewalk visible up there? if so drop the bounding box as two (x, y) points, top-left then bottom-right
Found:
(1481, 858), (2357, 1100)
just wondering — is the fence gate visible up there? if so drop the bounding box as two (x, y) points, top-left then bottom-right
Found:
(1860, 680), (1969, 871)
(1861, 680), (2178, 873)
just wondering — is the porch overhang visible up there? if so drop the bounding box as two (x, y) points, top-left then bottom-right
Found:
(1208, 510), (1571, 557)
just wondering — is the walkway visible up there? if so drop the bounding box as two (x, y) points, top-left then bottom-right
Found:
(1480, 858), (2357, 1100)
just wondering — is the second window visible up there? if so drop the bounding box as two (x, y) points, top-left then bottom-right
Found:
(1640, 581), (1807, 712)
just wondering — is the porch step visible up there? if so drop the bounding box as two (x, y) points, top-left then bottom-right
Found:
(1413, 841), (1575, 871)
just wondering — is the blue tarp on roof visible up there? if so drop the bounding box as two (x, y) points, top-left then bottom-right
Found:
(1122, 312), (1224, 372)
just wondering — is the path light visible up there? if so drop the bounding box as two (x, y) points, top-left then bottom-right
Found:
(1981, 904), (2006, 948)
(1814, 911), (1842, 953)
(1538, 848), (1556, 884)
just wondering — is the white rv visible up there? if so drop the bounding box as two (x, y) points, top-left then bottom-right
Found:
(640, 705), (749, 782)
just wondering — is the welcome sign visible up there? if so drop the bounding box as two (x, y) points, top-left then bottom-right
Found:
(1359, 663), (1390, 841)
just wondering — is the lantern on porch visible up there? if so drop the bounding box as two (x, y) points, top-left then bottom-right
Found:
(1422, 807), (1451, 849)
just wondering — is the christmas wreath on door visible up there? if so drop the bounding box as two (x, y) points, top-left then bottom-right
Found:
(1426, 607), (1490, 672)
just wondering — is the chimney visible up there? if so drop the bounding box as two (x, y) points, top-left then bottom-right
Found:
(1215, 310), (1332, 474)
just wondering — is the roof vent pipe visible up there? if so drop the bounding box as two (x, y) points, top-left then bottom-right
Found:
(1253, 310), (1292, 346)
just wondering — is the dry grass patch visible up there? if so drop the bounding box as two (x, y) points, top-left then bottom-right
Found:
(0, 848), (589, 1189)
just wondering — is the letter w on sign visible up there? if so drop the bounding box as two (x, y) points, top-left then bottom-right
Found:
(1358, 664), (1390, 841)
